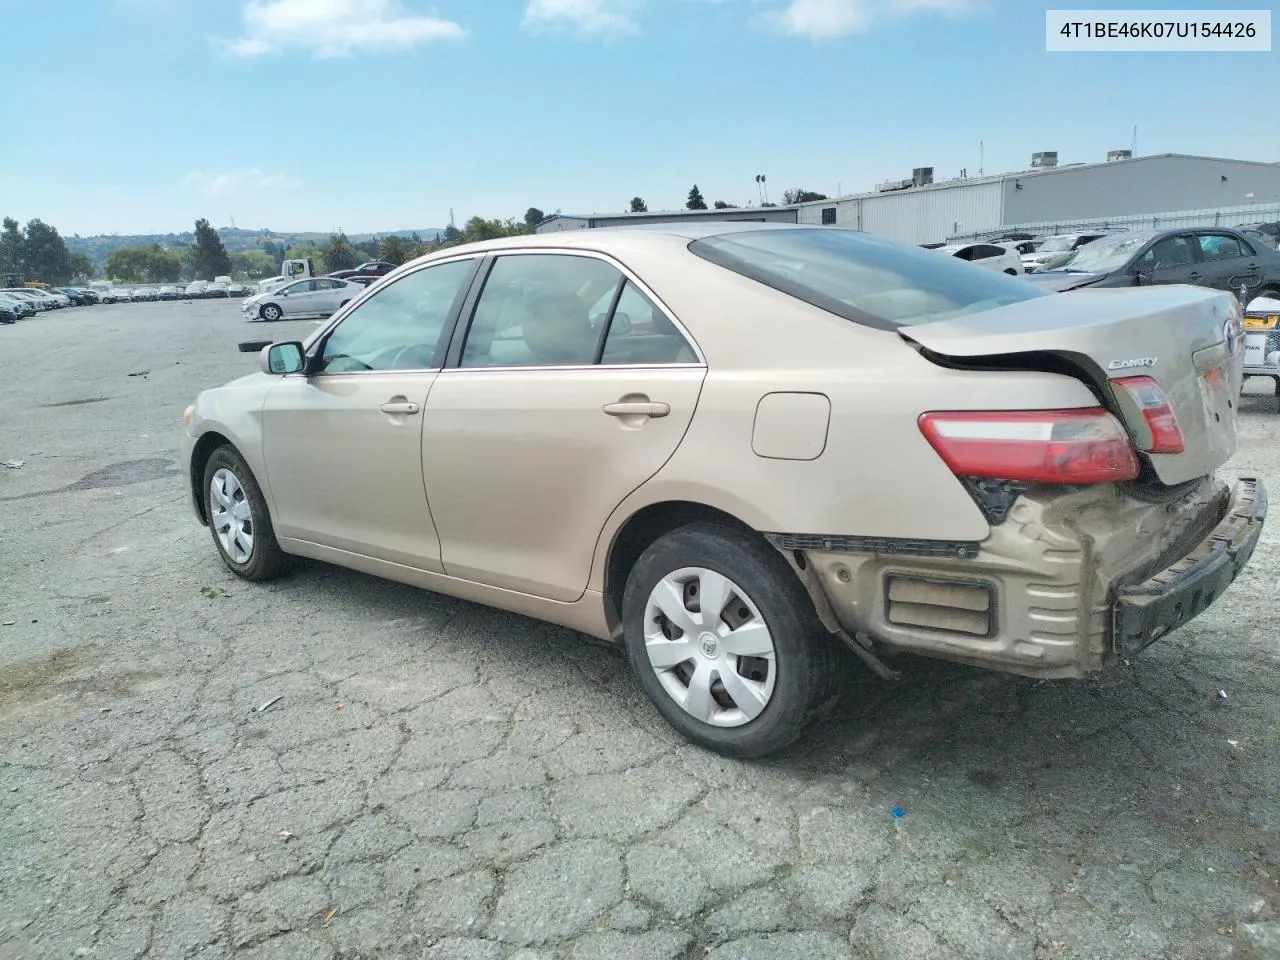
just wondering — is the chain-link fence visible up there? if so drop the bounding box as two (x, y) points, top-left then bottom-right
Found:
(950, 202), (1280, 243)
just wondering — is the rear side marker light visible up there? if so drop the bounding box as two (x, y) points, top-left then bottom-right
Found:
(918, 408), (1140, 485)
(1111, 376), (1185, 454)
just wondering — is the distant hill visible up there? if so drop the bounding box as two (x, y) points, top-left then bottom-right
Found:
(65, 226), (448, 265)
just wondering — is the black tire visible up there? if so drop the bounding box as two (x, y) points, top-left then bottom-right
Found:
(621, 522), (843, 758)
(202, 445), (292, 581)
(1004, 268), (1017, 275)
(260, 303), (282, 321)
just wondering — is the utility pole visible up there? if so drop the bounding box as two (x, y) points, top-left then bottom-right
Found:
(979, 141), (984, 177)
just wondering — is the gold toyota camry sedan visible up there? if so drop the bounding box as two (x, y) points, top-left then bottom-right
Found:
(182, 224), (1266, 757)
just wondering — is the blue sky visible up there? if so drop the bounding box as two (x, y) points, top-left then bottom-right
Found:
(1, 0), (1275, 236)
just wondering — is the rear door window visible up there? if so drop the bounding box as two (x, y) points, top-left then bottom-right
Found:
(1197, 234), (1246, 261)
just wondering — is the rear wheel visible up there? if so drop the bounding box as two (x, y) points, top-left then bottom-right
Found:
(1004, 268), (1017, 275)
(621, 522), (842, 758)
(260, 303), (282, 321)
(202, 446), (292, 581)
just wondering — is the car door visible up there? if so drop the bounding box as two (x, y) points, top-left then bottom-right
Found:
(278, 279), (320, 316)
(311, 278), (348, 314)
(1133, 234), (1200, 287)
(260, 256), (481, 571)
(1193, 232), (1261, 299)
(420, 251), (707, 602)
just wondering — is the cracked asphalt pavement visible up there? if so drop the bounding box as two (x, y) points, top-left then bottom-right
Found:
(1, 300), (1278, 960)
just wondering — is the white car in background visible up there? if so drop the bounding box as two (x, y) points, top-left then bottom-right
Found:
(932, 242), (1023, 275)
(242, 276), (365, 322)
(185, 281), (208, 298)
(1021, 232), (1111, 273)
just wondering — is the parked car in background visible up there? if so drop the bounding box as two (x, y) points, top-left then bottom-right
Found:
(932, 242), (1023, 274)
(227, 282), (249, 297)
(72, 288), (101, 304)
(185, 281), (208, 298)
(51, 287), (89, 305)
(106, 288), (133, 303)
(157, 285), (180, 300)
(986, 235), (1041, 256)
(1021, 232), (1111, 272)
(133, 287), (158, 301)
(242, 276), (365, 321)
(1025, 227), (1280, 303)
(207, 282), (230, 298)
(3, 288), (58, 310)
(0, 292), (35, 319)
(183, 223), (1264, 757)
(328, 261), (397, 281)
(0, 300), (20, 323)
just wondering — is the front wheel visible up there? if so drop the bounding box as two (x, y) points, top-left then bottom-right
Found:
(202, 446), (292, 581)
(621, 522), (843, 758)
(260, 303), (282, 321)
(1004, 268), (1018, 275)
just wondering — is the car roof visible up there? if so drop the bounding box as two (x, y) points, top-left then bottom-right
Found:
(406, 221), (836, 266)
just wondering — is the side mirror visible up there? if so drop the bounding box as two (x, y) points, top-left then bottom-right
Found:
(1133, 270), (1152, 286)
(261, 341), (305, 375)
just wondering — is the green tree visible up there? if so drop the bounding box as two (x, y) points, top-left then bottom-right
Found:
(629, 197), (647, 213)
(686, 185), (707, 211)
(69, 253), (94, 282)
(379, 235), (411, 265)
(106, 244), (181, 283)
(322, 232), (360, 271)
(0, 217), (25, 275)
(782, 188), (829, 204)
(191, 218), (231, 280)
(23, 219), (73, 283)
(440, 224), (463, 245)
(523, 207), (545, 231)
(260, 239), (286, 269)
(354, 237), (381, 259)
(230, 249), (277, 279)
(713, 200), (738, 209)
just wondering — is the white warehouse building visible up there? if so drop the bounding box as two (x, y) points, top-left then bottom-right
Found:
(794, 152), (1280, 244)
(537, 153), (1280, 245)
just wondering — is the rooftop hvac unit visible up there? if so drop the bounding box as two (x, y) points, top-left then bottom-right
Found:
(1031, 151), (1059, 169)
(1107, 149), (1133, 162)
(876, 178), (914, 192)
(912, 167), (935, 187)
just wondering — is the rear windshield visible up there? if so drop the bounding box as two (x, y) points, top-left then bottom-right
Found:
(689, 228), (1048, 329)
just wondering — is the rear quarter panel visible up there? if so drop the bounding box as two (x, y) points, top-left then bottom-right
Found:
(585, 245), (1100, 590)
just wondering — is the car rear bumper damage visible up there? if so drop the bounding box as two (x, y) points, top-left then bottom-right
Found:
(774, 476), (1267, 679)
(1112, 477), (1266, 657)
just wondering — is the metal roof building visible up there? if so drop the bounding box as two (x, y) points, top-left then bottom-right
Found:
(794, 153), (1280, 244)
(537, 153), (1280, 245)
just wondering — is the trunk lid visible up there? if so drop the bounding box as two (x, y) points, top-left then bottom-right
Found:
(902, 286), (1244, 486)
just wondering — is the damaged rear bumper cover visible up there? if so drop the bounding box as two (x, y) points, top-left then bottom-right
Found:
(1113, 477), (1267, 658)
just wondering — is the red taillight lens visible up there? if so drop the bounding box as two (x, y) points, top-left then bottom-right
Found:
(918, 408), (1140, 484)
(1111, 376), (1185, 454)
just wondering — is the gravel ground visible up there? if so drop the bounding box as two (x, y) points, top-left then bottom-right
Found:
(1, 299), (1278, 960)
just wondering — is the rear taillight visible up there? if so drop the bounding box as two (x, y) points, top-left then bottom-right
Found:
(1111, 376), (1184, 454)
(918, 408), (1140, 484)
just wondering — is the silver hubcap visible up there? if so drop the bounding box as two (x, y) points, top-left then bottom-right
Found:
(643, 567), (777, 728)
(210, 468), (254, 564)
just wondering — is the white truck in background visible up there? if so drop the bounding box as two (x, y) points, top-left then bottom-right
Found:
(257, 258), (315, 295)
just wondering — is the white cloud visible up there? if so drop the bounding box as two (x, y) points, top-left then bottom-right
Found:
(185, 169), (299, 199)
(760, 0), (973, 39)
(522, 0), (644, 36)
(217, 0), (465, 58)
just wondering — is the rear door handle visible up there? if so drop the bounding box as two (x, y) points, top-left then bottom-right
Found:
(380, 400), (420, 415)
(602, 400), (670, 418)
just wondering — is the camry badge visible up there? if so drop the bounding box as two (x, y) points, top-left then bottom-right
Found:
(1107, 357), (1157, 370)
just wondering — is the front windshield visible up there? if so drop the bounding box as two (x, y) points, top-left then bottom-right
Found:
(1054, 233), (1153, 273)
(690, 228), (1047, 328)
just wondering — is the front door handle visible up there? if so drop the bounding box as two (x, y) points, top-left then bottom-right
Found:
(603, 400), (670, 418)
(380, 400), (420, 415)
